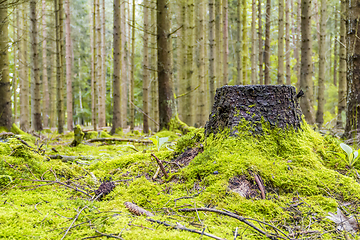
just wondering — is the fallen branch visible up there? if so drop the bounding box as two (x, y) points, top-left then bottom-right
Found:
(87, 138), (152, 144)
(148, 219), (226, 240)
(61, 205), (88, 240)
(94, 230), (125, 239)
(151, 153), (168, 179)
(178, 208), (289, 240)
(47, 155), (93, 162)
(20, 179), (92, 198)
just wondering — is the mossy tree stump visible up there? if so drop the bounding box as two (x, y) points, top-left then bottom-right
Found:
(205, 85), (304, 136)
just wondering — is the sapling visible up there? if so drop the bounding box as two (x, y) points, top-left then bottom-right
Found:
(336, 143), (360, 168)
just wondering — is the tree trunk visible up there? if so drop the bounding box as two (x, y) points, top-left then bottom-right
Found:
(236, 0), (242, 85)
(258, 0), (263, 85)
(96, 0), (102, 129)
(91, 0), (97, 131)
(197, 0), (206, 126)
(333, 7), (338, 87)
(42, 0), (49, 128)
(315, 0), (326, 128)
(178, 0), (186, 122)
(185, 0), (195, 126)
(300, 0), (315, 125)
(222, 0), (228, 85)
(142, 0), (149, 133)
(0, 3), (11, 131)
(250, 0), (257, 84)
(242, 0), (247, 84)
(277, 0), (284, 84)
(337, 0), (346, 128)
(99, 0), (106, 127)
(30, 0), (43, 131)
(205, 85), (303, 136)
(294, 0), (301, 89)
(264, 0), (270, 85)
(209, 0), (216, 105)
(215, 0), (222, 88)
(285, 0), (291, 85)
(13, 9), (18, 124)
(157, 0), (175, 129)
(111, 0), (122, 134)
(19, 4), (29, 131)
(50, 19), (56, 129)
(150, 2), (158, 131)
(121, 0), (127, 128)
(65, 0), (73, 131)
(130, 0), (135, 131)
(344, 0), (360, 137)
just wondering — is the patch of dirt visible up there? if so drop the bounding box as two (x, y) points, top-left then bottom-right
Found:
(228, 175), (260, 199)
(174, 147), (203, 167)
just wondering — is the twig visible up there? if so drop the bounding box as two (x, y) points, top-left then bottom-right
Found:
(129, 100), (160, 126)
(174, 190), (204, 207)
(178, 208), (289, 240)
(234, 227), (238, 240)
(87, 138), (152, 144)
(254, 174), (266, 199)
(151, 153), (168, 179)
(94, 230), (124, 239)
(20, 179), (92, 198)
(152, 167), (160, 180)
(148, 219), (226, 240)
(128, 222), (155, 230)
(61, 205), (88, 240)
(34, 202), (42, 215)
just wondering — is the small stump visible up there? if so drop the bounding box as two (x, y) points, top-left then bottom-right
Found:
(205, 85), (303, 136)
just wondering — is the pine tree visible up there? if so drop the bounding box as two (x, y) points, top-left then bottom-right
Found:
(65, 0), (73, 130)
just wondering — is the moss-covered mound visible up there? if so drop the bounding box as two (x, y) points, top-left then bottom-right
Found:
(0, 123), (358, 239)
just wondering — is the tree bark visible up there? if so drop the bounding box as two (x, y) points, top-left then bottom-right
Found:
(197, 0), (206, 126)
(91, 0), (97, 131)
(337, 0), (346, 128)
(65, 0), (73, 131)
(19, 4), (29, 131)
(99, 0), (106, 127)
(285, 0), (291, 85)
(13, 9), (18, 124)
(209, 0), (216, 105)
(0, 3), (11, 131)
(242, 0), (248, 84)
(277, 0), (284, 84)
(258, 0), (263, 85)
(300, 0), (315, 124)
(150, 2), (158, 131)
(142, 0), (149, 133)
(236, 0), (242, 85)
(315, 0), (326, 128)
(205, 85), (303, 136)
(222, 0), (228, 85)
(344, 0), (360, 137)
(250, 0), (257, 84)
(96, 0), (102, 129)
(30, 0), (43, 131)
(264, 0), (270, 85)
(157, 0), (175, 129)
(42, 0), (49, 128)
(130, 0), (135, 131)
(111, 0), (122, 134)
(333, 7), (338, 87)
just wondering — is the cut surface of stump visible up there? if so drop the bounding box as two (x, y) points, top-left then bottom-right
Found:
(205, 85), (303, 136)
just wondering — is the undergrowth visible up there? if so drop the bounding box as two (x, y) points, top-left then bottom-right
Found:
(0, 123), (359, 239)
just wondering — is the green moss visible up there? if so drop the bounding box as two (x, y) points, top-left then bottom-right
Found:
(154, 130), (180, 142)
(114, 127), (124, 136)
(100, 130), (112, 138)
(85, 131), (98, 139)
(10, 124), (25, 134)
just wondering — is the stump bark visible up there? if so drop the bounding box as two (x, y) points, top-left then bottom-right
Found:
(205, 85), (303, 136)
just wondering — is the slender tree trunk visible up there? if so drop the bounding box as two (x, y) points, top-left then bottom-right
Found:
(0, 3), (11, 131)
(300, 0), (315, 124)
(294, 0), (301, 89)
(42, 0), (49, 128)
(20, 5), (29, 131)
(13, 9), (18, 124)
(215, 0), (222, 88)
(277, 0), (284, 84)
(209, 0), (216, 105)
(50, 16), (56, 129)
(178, 0), (186, 121)
(129, 0), (135, 131)
(264, 0), (270, 85)
(151, 2), (158, 131)
(157, 0), (175, 129)
(96, 0), (102, 129)
(242, 0), (247, 84)
(111, 0), (122, 134)
(258, 0), (263, 85)
(337, 0), (346, 128)
(222, 0), (228, 85)
(198, 0), (206, 126)
(99, 0), (106, 127)
(59, 0), (65, 130)
(92, 0), (97, 130)
(121, 0), (126, 128)
(344, 0), (360, 137)
(65, 0), (73, 130)
(333, 7), (338, 87)
(315, 0), (326, 128)
(185, 0), (195, 126)
(142, 0), (149, 133)
(236, 0), (242, 85)
(30, 0), (43, 131)
(250, 0), (257, 84)
(285, 0), (291, 85)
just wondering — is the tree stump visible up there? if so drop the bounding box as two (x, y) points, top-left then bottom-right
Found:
(205, 85), (303, 136)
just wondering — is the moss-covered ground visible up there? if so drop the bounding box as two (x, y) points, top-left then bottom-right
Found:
(1, 123), (360, 239)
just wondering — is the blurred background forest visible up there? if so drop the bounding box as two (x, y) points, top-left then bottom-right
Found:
(0, 0), (350, 134)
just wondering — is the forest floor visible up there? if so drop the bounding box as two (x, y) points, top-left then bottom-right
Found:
(0, 123), (360, 239)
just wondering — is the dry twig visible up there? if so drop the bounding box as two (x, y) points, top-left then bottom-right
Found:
(151, 153), (168, 179)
